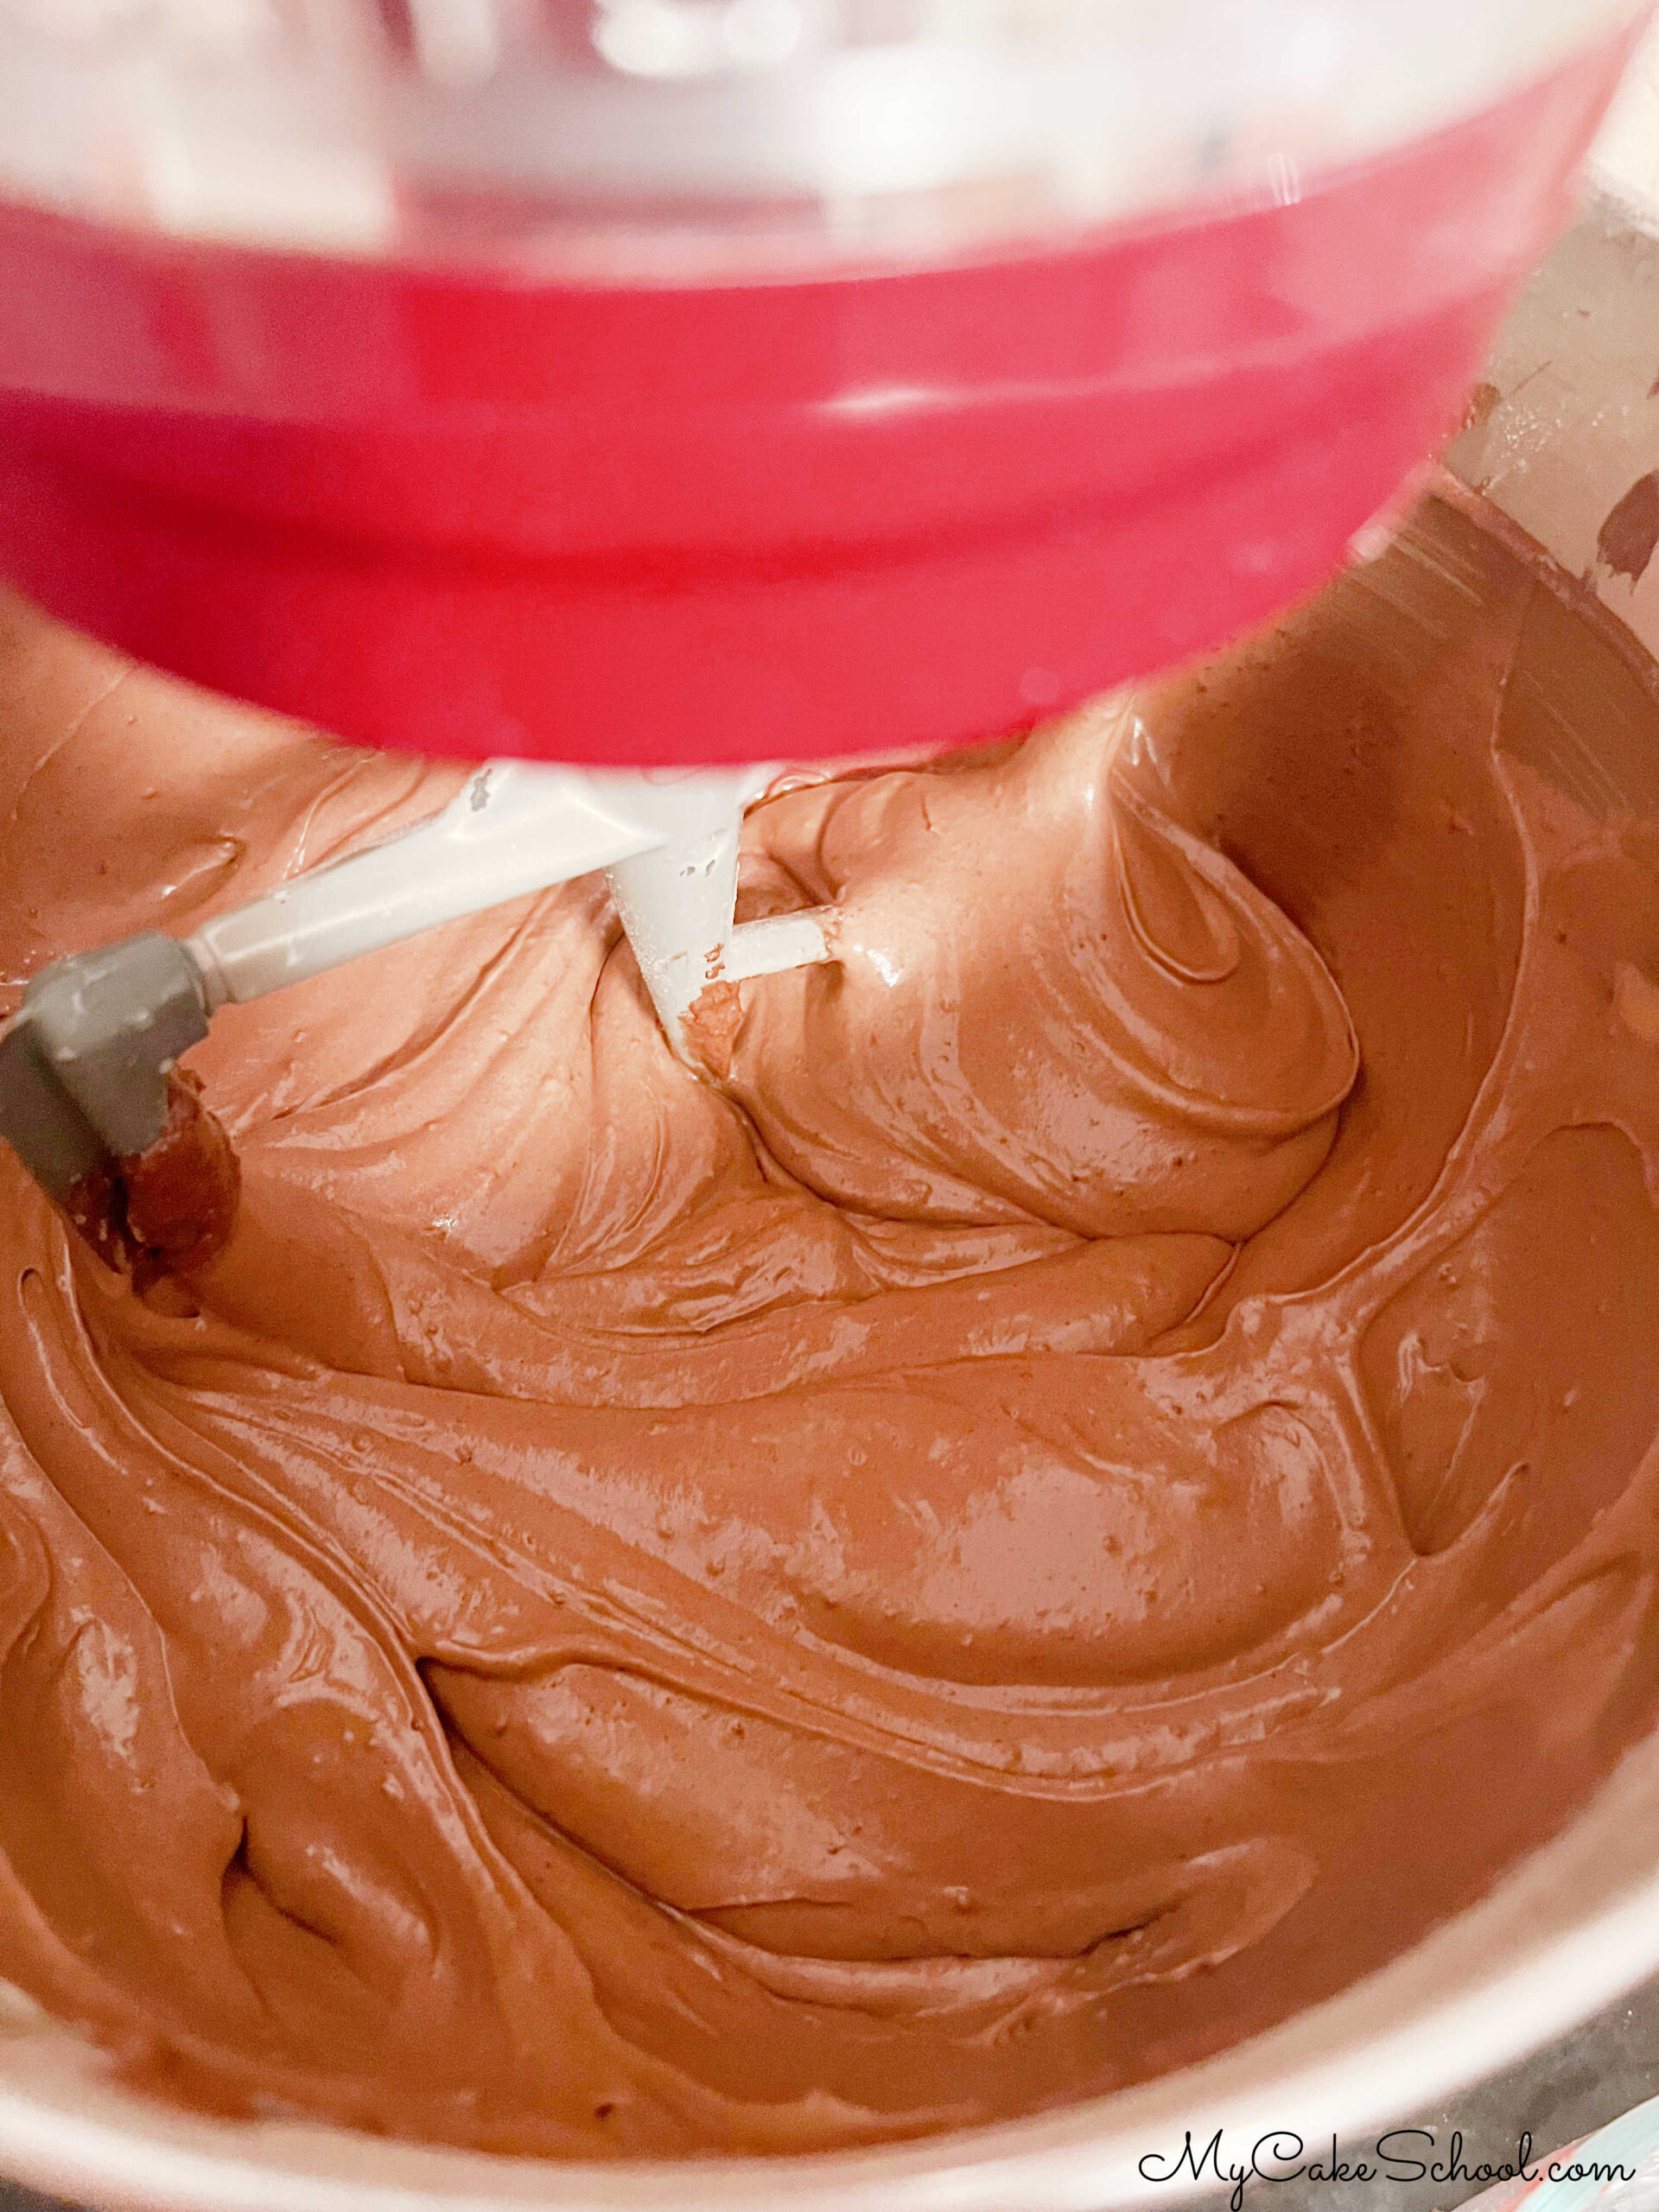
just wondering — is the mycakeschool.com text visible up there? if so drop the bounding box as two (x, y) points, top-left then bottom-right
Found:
(1135, 2129), (1637, 2209)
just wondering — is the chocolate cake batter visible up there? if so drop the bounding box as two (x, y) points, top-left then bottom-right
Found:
(3, 486), (1659, 2158)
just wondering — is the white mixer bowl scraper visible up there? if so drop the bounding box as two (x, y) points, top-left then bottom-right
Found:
(0, 764), (833, 1205)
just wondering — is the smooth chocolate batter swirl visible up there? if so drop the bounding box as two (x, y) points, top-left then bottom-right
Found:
(3, 489), (1659, 2158)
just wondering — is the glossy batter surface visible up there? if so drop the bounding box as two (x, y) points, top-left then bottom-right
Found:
(3, 491), (1659, 2156)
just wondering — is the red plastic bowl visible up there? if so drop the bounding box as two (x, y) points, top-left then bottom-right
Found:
(0, 27), (1638, 766)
